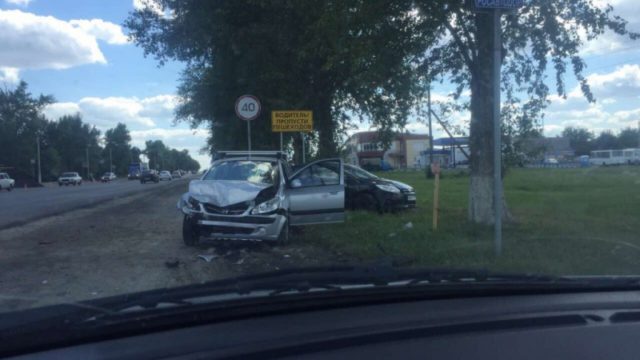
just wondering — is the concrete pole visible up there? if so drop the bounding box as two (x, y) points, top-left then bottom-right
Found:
(86, 145), (90, 180)
(36, 134), (42, 184)
(428, 85), (434, 166)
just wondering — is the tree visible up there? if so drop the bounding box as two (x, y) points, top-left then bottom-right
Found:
(45, 114), (101, 178)
(416, 0), (638, 224)
(593, 131), (618, 150)
(125, 0), (435, 162)
(0, 82), (53, 179)
(104, 123), (132, 176)
(617, 128), (640, 149)
(562, 127), (594, 156)
(143, 139), (200, 171)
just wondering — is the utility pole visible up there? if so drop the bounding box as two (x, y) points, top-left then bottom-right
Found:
(36, 134), (42, 184)
(427, 85), (434, 167)
(86, 145), (90, 180)
(109, 147), (113, 173)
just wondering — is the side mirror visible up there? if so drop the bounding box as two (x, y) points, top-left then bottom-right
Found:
(290, 179), (302, 188)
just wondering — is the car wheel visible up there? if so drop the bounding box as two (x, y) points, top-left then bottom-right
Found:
(277, 218), (290, 246)
(140, 180), (145, 184)
(182, 216), (200, 246)
(7, 185), (13, 192)
(356, 193), (379, 212)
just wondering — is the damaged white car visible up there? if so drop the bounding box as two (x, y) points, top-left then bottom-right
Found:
(177, 151), (345, 246)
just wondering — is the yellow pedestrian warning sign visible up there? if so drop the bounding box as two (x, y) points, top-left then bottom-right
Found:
(271, 111), (313, 132)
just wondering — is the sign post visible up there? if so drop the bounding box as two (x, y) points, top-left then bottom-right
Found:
(271, 110), (313, 163)
(235, 95), (261, 159)
(475, 0), (523, 256)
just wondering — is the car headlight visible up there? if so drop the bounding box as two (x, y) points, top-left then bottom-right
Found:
(251, 197), (280, 215)
(376, 183), (401, 193)
(187, 196), (201, 210)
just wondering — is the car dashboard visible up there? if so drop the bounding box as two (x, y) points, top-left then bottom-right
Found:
(11, 289), (640, 359)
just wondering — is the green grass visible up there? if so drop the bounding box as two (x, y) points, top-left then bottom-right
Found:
(297, 166), (640, 275)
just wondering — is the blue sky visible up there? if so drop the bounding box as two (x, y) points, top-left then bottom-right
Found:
(1, 0), (639, 167)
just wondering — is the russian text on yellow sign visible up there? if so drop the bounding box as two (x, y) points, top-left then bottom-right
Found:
(271, 111), (313, 132)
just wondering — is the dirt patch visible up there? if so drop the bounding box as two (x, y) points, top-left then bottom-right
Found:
(0, 181), (349, 313)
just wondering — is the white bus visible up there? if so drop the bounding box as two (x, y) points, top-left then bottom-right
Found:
(589, 149), (640, 166)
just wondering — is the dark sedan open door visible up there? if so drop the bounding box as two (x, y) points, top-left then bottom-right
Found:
(286, 159), (345, 225)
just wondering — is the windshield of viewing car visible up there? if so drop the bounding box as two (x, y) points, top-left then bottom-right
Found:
(1, 0), (640, 346)
(204, 160), (277, 185)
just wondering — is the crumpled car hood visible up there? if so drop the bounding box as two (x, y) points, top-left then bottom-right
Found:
(188, 180), (271, 207)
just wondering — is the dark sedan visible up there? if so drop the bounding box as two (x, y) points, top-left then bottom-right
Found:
(344, 164), (416, 213)
(140, 170), (159, 184)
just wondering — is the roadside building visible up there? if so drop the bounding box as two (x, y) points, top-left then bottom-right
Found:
(344, 131), (430, 169)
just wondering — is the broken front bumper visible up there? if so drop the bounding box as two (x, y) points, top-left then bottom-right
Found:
(181, 204), (286, 241)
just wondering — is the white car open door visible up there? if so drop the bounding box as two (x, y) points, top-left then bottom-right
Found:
(286, 159), (345, 225)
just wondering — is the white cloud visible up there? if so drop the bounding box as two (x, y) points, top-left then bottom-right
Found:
(4, 0), (31, 7)
(41, 102), (81, 120)
(43, 95), (181, 128)
(584, 64), (640, 98)
(0, 67), (19, 84)
(132, 0), (165, 16)
(69, 19), (128, 45)
(130, 128), (208, 147)
(0, 10), (106, 70)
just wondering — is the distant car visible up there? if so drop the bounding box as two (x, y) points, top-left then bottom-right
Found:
(140, 170), (159, 184)
(344, 164), (416, 212)
(100, 172), (117, 182)
(0, 172), (15, 192)
(172, 170), (182, 179)
(58, 172), (82, 186)
(159, 170), (172, 181)
(544, 158), (559, 165)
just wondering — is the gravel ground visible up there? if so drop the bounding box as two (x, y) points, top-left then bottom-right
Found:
(0, 179), (350, 313)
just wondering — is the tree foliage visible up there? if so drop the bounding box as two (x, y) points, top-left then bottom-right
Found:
(0, 82), (53, 179)
(144, 140), (200, 171)
(125, 0), (437, 160)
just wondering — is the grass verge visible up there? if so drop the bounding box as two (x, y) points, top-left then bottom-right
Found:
(297, 166), (640, 275)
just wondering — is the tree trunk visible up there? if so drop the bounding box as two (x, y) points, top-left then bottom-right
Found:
(468, 12), (508, 225)
(315, 95), (337, 158)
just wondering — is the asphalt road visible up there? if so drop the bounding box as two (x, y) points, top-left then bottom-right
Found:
(0, 178), (191, 230)
(0, 175), (345, 312)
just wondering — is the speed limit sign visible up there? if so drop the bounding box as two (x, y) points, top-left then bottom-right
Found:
(235, 95), (261, 121)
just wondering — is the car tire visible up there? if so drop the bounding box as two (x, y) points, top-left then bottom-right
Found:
(140, 180), (145, 184)
(356, 193), (379, 212)
(182, 216), (200, 246)
(7, 185), (13, 192)
(277, 218), (290, 246)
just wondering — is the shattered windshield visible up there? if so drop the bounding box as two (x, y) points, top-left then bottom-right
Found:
(204, 160), (277, 185)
